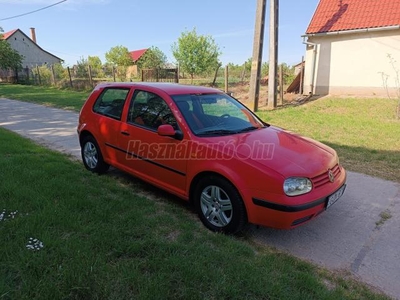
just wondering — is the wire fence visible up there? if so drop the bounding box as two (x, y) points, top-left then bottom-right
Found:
(0, 64), (130, 90)
(0, 63), (298, 92)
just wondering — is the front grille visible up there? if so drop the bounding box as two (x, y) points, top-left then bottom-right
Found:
(311, 164), (341, 188)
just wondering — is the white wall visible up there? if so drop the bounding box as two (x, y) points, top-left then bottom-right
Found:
(7, 31), (61, 68)
(303, 29), (400, 97)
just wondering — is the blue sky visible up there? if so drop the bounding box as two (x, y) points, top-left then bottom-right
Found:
(0, 0), (319, 67)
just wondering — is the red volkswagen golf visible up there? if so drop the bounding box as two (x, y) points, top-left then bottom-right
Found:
(78, 82), (346, 233)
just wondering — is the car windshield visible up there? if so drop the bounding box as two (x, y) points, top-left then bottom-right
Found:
(172, 93), (267, 136)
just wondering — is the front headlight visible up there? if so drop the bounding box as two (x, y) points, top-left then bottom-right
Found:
(283, 177), (312, 196)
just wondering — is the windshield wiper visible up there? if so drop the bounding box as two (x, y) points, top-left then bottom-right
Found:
(197, 129), (236, 136)
(235, 126), (259, 133)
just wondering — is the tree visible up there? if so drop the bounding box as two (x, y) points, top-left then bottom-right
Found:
(88, 56), (102, 69)
(280, 63), (295, 85)
(88, 55), (104, 78)
(0, 27), (23, 72)
(75, 56), (89, 78)
(261, 62), (269, 78)
(105, 46), (133, 81)
(105, 45), (133, 67)
(172, 28), (221, 83)
(137, 46), (167, 70)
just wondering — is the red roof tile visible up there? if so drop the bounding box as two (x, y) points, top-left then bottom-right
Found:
(1, 29), (18, 40)
(306, 0), (400, 34)
(129, 48), (148, 62)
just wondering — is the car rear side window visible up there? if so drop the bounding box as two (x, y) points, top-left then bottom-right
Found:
(93, 88), (130, 120)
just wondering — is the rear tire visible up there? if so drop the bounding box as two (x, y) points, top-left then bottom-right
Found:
(81, 135), (109, 174)
(194, 175), (246, 234)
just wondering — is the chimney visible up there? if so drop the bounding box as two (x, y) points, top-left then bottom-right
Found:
(30, 27), (36, 43)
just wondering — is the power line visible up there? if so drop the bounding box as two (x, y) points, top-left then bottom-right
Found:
(0, 0), (67, 21)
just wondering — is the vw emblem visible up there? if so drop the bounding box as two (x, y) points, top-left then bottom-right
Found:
(328, 170), (335, 182)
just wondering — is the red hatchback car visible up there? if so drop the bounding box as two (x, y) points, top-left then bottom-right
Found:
(78, 82), (346, 233)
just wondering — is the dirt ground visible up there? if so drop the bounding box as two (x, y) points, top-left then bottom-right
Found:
(225, 82), (304, 109)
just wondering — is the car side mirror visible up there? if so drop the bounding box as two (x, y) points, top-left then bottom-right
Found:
(157, 124), (183, 140)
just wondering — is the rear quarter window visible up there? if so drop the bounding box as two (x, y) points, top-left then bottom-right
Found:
(93, 88), (130, 120)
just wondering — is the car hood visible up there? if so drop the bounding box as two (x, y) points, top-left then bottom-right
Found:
(203, 126), (337, 178)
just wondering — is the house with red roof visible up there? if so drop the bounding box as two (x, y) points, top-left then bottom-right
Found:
(303, 0), (400, 96)
(126, 48), (148, 78)
(129, 48), (148, 62)
(1, 28), (62, 68)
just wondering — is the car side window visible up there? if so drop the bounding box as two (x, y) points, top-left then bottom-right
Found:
(93, 88), (130, 120)
(128, 90), (178, 130)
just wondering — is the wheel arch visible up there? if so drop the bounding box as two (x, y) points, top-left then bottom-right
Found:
(189, 171), (248, 221)
(79, 130), (94, 146)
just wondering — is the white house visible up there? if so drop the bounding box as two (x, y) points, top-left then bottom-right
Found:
(303, 0), (400, 97)
(2, 28), (62, 68)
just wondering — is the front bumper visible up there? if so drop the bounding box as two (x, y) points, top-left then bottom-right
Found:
(251, 183), (346, 228)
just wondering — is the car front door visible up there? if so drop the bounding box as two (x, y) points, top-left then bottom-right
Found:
(116, 89), (188, 197)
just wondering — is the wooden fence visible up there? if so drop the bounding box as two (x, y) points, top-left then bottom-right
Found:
(141, 68), (179, 83)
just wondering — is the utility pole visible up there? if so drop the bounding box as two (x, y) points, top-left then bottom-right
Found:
(268, 0), (279, 109)
(249, 0), (267, 112)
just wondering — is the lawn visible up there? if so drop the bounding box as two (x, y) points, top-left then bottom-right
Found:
(257, 97), (400, 182)
(0, 128), (389, 299)
(0, 83), (88, 111)
(1, 83), (399, 182)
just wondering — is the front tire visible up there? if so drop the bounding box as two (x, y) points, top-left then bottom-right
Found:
(81, 135), (109, 174)
(194, 175), (247, 234)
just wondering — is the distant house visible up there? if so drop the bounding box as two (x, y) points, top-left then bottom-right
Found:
(130, 48), (148, 63)
(303, 0), (400, 96)
(126, 48), (148, 78)
(2, 28), (63, 68)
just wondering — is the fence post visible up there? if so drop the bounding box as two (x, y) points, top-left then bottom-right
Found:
(15, 68), (19, 83)
(224, 65), (229, 93)
(299, 56), (304, 95)
(88, 65), (93, 87)
(141, 69), (144, 82)
(67, 67), (73, 88)
(279, 64), (284, 106)
(51, 65), (56, 86)
(175, 67), (179, 83)
(25, 67), (30, 84)
(36, 66), (41, 85)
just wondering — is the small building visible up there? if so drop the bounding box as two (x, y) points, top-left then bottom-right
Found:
(126, 48), (148, 78)
(2, 28), (63, 68)
(303, 0), (400, 97)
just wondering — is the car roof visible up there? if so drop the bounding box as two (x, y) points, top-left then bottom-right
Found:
(94, 82), (224, 95)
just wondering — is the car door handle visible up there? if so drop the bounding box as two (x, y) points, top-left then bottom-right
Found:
(121, 131), (130, 136)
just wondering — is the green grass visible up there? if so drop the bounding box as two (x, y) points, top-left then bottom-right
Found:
(0, 128), (389, 299)
(0, 83), (88, 111)
(257, 97), (400, 182)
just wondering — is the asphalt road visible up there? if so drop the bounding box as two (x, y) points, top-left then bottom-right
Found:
(1, 98), (399, 299)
